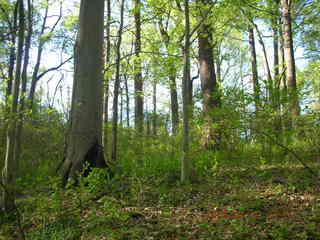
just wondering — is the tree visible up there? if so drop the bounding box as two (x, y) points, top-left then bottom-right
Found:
(158, 18), (179, 134)
(2, 0), (24, 212)
(181, 0), (191, 183)
(248, 26), (260, 111)
(61, 0), (106, 185)
(134, 0), (144, 134)
(111, 0), (125, 162)
(198, 0), (220, 149)
(103, 0), (111, 148)
(281, 0), (300, 120)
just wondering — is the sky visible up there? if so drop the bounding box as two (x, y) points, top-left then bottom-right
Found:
(36, 0), (311, 121)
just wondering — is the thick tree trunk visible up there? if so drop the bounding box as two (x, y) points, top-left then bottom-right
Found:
(2, 0), (25, 212)
(111, 0), (125, 163)
(198, 0), (220, 149)
(134, 0), (143, 134)
(61, 0), (106, 186)
(281, 0), (299, 119)
(181, 0), (191, 183)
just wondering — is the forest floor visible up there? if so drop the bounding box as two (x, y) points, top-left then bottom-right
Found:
(1, 163), (320, 240)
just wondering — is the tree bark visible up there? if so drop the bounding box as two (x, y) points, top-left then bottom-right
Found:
(181, 0), (191, 183)
(2, 0), (25, 212)
(281, 0), (299, 119)
(158, 21), (179, 134)
(111, 0), (125, 163)
(152, 81), (157, 136)
(198, 0), (220, 150)
(15, 0), (32, 173)
(248, 27), (260, 112)
(28, 0), (62, 108)
(134, 0), (143, 133)
(253, 23), (273, 104)
(124, 73), (130, 128)
(6, 2), (18, 103)
(103, 0), (111, 151)
(61, 0), (106, 185)
(28, 0), (49, 108)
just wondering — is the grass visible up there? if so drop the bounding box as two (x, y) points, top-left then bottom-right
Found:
(1, 163), (320, 240)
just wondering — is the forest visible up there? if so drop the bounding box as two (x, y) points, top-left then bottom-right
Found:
(1, 0), (320, 239)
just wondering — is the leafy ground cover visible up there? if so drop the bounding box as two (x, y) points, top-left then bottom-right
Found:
(1, 164), (320, 240)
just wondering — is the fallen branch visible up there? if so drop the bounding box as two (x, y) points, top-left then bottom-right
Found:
(254, 129), (318, 178)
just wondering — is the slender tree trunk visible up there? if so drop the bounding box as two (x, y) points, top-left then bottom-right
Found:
(158, 21), (179, 134)
(198, 0), (220, 149)
(170, 74), (179, 134)
(134, 0), (143, 133)
(124, 73), (130, 128)
(281, 0), (299, 118)
(273, 24), (280, 96)
(215, 44), (222, 84)
(15, 0), (32, 169)
(152, 81), (157, 136)
(272, 2), (282, 133)
(279, 16), (287, 99)
(181, 0), (191, 183)
(248, 27), (260, 112)
(28, 0), (49, 108)
(104, 0), (111, 124)
(6, 2), (18, 103)
(120, 86), (123, 126)
(111, 0), (125, 163)
(103, 0), (111, 151)
(61, 0), (106, 185)
(253, 23), (273, 103)
(2, 0), (25, 212)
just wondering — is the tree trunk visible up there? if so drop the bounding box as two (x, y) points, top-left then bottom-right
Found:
(111, 0), (125, 163)
(28, 0), (49, 108)
(152, 81), (157, 136)
(198, 0), (220, 150)
(6, 2), (18, 103)
(253, 23), (273, 104)
(248, 27), (260, 112)
(181, 0), (191, 183)
(124, 73), (130, 128)
(103, 0), (111, 151)
(272, 2), (282, 133)
(279, 16), (287, 98)
(120, 86), (123, 126)
(170, 74), (179, 134)
(134, 0), (143, 133)
(158, 21), (179, 134)
(281, 0), (299, 119)
(61, 0), (106, 186)
(2, 0), (25, 212)
(15, 0), (32, 173)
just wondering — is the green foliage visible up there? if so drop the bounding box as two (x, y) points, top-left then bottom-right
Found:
(80, 167), (109, 194)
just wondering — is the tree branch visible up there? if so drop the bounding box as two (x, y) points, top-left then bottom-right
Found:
(36, 56), (73, 81)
